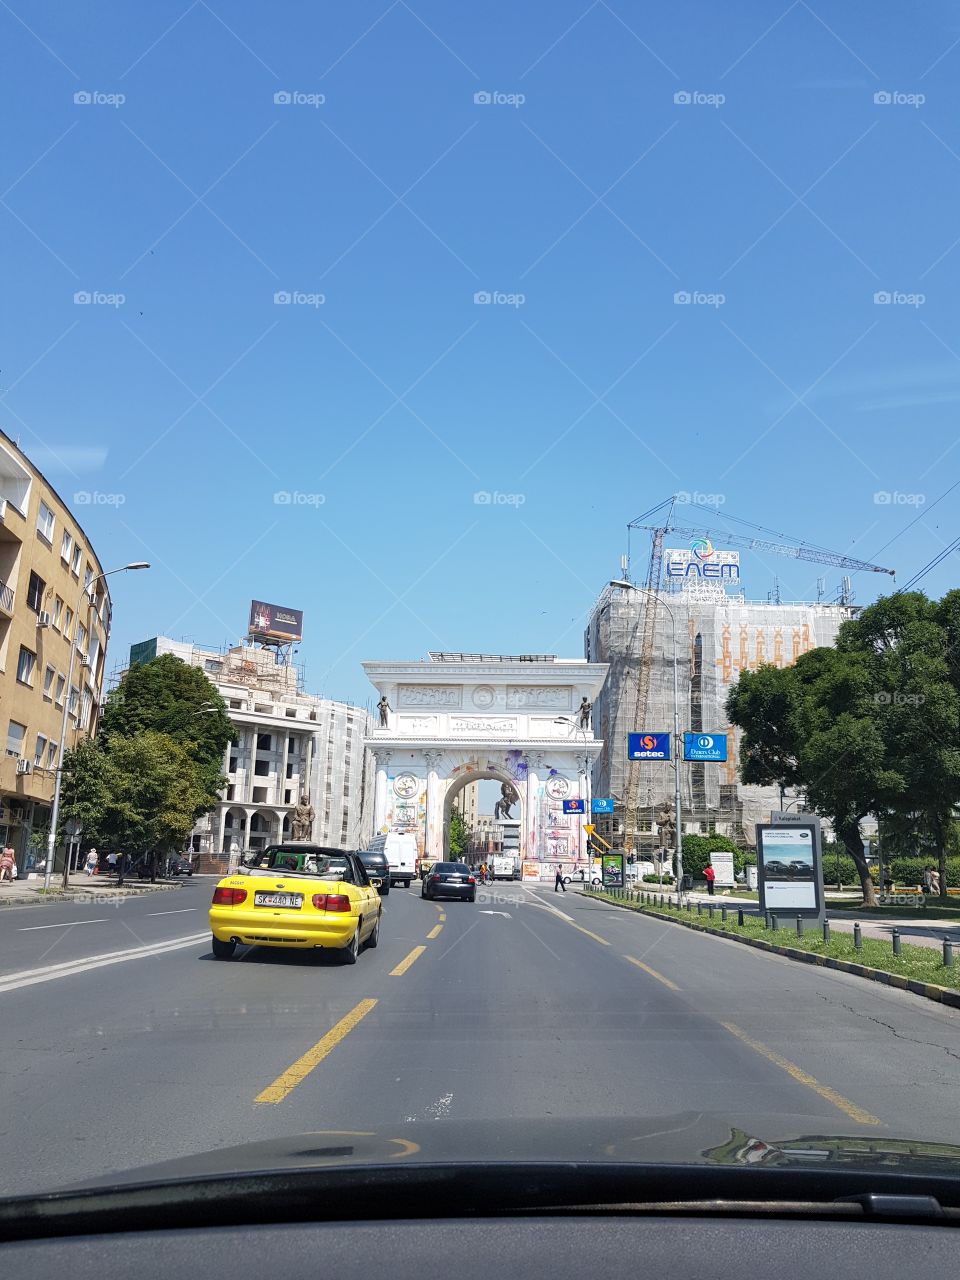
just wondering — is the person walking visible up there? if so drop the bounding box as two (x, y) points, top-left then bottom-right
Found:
(554, 863), (566, 893)
(84, 847), (98, 876)
(0, 845), (15, 882)
(703, 862), (716, 896)
(106, 850), (117, 880)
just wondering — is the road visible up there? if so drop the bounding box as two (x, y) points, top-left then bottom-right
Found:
(3, 877), (960, 1195)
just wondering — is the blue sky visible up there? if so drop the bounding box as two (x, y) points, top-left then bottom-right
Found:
(2, 0), (960, 707)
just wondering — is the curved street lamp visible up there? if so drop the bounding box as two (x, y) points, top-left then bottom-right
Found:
(45, 562), (150, 891)
(608, 580), (685, 896)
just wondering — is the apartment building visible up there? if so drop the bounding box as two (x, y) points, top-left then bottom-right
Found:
(0, 430), (111, 874)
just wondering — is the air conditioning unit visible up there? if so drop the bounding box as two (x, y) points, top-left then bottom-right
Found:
(78, 652), (90, 667)
(16, 759), (31, 775)
(37, 611), (51, 628)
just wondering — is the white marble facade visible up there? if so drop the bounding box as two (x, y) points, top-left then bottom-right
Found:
(363, 657), (608, 865)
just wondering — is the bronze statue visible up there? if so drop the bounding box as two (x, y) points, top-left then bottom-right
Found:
(377, 695), (391, 728)
(578, 696), (592, 729)
(494, 782), (519, 820)
(655, 800), (676, 850)
(291, 794), (315, 841)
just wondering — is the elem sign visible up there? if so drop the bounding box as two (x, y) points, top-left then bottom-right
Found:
(627, 732), (670, 760)
(682, 733), (727, 762)
(562, 798), (585, 814)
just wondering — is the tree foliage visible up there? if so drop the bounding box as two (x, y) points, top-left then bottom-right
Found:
(448, 808), (470, 859)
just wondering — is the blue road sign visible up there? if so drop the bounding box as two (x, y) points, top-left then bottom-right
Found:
(562, 798), (586, 814)
(683, 732), (728, 762)
(591, 797), (614, 814)
(627, 732), (671, 760)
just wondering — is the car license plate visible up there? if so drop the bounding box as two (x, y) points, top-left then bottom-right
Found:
(254, 892), (303, 909)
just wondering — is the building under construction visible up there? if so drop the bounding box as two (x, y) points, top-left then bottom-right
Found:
(584, 500), (895, 852)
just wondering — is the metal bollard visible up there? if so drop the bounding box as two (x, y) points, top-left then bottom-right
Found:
(796, 915), (803, 938)
(854, 922), (862, 951)
(696, 902), (702, 916)
(944, 938), (954, 968)
(708, 903), (715, 919)
(822, 919), (830, 944)
(737, 907), (744, 926)
(770, 913), (778, 931)
(892, 928), (901, 956)
(659, 894), (664, 908)
(721, 905), (728, 922)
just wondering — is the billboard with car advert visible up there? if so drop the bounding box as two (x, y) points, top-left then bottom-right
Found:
(756, 821), (823, 916)
(601, 853), (625, 888)
(248, 600), (304, 643)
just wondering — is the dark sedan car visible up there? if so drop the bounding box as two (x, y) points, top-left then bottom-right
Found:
(358, 850), (391, 895)
(421, 861), (476, 902)
(167, 856), (194, 877)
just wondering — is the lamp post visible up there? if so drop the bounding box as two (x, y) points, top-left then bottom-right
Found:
(609, 580), (685, 897)
(555, 716), (591, 876)
(45, 563), (150, 891)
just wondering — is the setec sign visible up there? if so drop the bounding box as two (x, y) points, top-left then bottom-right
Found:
(562, 798), (585, 814)
(628, 732), (671, 760)
(683, 732), (728, 762)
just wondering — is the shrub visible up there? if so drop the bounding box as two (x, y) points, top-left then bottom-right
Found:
(886, 855), (960, 888)
(679, 834), (744, 878)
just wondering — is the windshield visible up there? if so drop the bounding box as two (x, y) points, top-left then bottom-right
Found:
(7, 0), (960, 1211)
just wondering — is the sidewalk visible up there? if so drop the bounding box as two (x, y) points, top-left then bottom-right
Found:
(0, 871), (184, 906)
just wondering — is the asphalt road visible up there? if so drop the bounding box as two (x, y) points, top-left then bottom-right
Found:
(3, 877), (960, 1195)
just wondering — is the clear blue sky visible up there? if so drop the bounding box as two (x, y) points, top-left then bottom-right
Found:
(2, 1), (959, 707)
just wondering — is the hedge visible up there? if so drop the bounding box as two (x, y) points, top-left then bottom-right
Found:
(886, 856), (960, 888)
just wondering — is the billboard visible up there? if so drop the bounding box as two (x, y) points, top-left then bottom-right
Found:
(601, 853), (625, 888)
(248, 600), (304, 642)
(683, 732), (728, 761)
(628, 732), (671, 760)
(665, 546), (740, 583)
(129, 638), (158, 667)
(756, 822), (823, 915)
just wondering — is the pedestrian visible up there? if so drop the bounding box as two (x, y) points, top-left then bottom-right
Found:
(923, 865), (934, 894)
(0, 845), (15, 882)
(106, 850), (117, 879)
(703, 863), (716, 896)
(84, 847), (98, 877)
(554, 863), (566, 893)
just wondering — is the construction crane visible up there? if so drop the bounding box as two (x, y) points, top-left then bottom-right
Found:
(618, 498), (896, 856)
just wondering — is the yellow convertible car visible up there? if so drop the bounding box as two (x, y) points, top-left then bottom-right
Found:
(209, 844), (382, 963)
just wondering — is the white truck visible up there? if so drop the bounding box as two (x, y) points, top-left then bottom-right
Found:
(365, 832), (417, 888)
(491, 854), (519, 881)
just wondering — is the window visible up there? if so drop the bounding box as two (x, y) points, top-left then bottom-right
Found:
(83, 565), (93, 593)
(53, 596), (63, 628)
(252, 787), (268, 803)
(34, 734), (46, 766)
(63, 607), (73, 640)
(80, 689), (92, 729)
(47, 740), (57, 767)
(256, 733), (272, 751)
(254, 760), (269, 776)
(16, 646), (35, 685)
(70, 545), (81, 575)
(288, 735), (296, 752)
(76, 623), (87, 654)
(226, 785), (235, 801)
(284, 789), (292, 804)
(60, 530), (72, 562)
(27, 570), (45, 612)
(68, 684), (79, 718)
(43, 665), (55, 698)
(229, 699), (241, 709)
(6, 721), (26, 758)
(229, 756), (237, 773)
(54, 674), (65, 705)
(285, 762), (294, 779)
(285, 708), (297, 718)
(36, 501), (54, 542)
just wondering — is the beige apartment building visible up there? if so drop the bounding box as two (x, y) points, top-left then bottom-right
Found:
(0, 430), (111, 875)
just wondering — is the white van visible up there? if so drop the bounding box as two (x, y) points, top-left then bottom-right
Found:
(366, 832), (418, 888)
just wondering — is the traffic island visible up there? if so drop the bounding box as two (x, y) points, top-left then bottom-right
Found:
(586, 888), (960, 1011)
(0, 879), (185, 907)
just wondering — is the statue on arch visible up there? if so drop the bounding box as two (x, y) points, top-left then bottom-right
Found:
(578, 696), (592, 730)
(377, 694), (391, 728)
(291, 794), (315, 841)
(494, 781), (519, 820)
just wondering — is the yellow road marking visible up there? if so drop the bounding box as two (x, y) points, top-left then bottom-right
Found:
(568, 921), (610, 946)
(721, 1021), (880, 1126)
(390, 945), (426, 976)
(426, 924), (443, 939)
(624, 954), (679, 990)
(255, 1000), (377, 1104)
(438, 912), (446, 921)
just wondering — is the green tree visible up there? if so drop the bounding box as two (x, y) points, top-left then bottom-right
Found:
(99, 732), (210, 864)
(448, 808), (470, 859)
(678, 833), (742, 879)
(59, 737), (112, 851)
(99, 653), (232, 809)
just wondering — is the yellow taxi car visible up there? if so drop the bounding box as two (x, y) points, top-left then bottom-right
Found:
(209, 844), (382, 964)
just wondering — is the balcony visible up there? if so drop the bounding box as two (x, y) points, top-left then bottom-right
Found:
(0, 579), (13, 617)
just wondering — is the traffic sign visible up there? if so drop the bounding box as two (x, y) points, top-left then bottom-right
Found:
(562, 798), (585, 814)
(591, 797), (614, 814)
(682, 732), (727, 762)
(627, 732), (670, 760)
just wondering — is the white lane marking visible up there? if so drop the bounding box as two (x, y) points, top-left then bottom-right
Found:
(0, 932), (209, 995)
(524, 896), (575, 923)
(19, 919), (109, 931)
(478, 910), (512, 918)
(427, 1092), (453, 1119)
(147, 908), (198, 916)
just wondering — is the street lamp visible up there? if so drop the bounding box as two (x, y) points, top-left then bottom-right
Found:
(555, 716), (591, 875)
(609, 580), (685, 897)
(45, 562), (150, 891)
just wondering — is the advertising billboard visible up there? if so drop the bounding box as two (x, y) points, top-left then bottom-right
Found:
(665, 546), (740, 583)
(601, 853), (624, 888)
(683, 732), (728, 761)
(756, 822), (822, 915)
(562, 798), (585, 814)
(248, 600), (304, 643)
(627, 732), (671, 760)
(710, 850), (735, 887)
